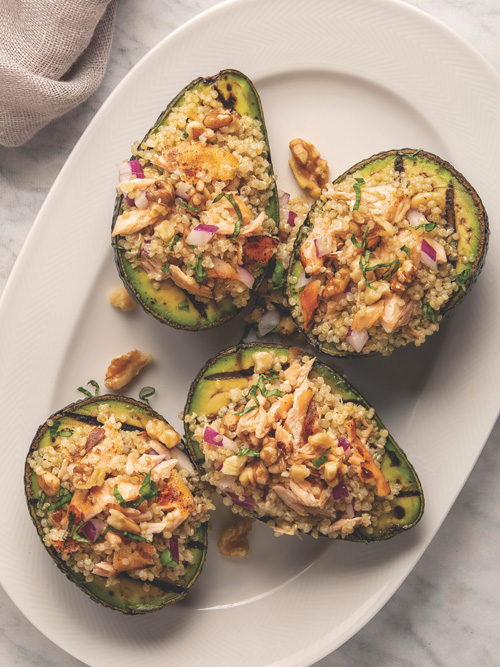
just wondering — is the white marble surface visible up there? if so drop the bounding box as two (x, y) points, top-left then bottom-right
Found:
(1, 0), (499, 665)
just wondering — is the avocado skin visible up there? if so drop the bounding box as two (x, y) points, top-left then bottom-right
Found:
(287, 148), (489, 358)
(25, 395), (208, 614)
(112, 69), (279, 331)
(184, 344), (424, 542)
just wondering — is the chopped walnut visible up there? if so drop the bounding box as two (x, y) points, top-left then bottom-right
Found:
(146, 419), (181, 449)
(38, 471), (60, 496)
(239, 459), (270, 487)
(107, 508), (141, 534)
(109, 287), (136, 312)
(104, 349), (152, 390)
(218, 517), (254, 557)
(390, 260), (417, 296)
(204, 107), (238, 129)
(288, 138), (329, 199)
(145, 180), (175, 206)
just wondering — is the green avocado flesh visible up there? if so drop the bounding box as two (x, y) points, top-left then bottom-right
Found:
(184, 344), (424, 542)
(287, 148), (489, 356)
(112, 69), (279, 330)
(25, 396), (208, 614)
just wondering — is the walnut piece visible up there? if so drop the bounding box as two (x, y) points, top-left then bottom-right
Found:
(38, 471), (60, 496)
(104, 349), (152, 390)
(288, 138), (329, 199)
(146, 419), (181, 449)
(218, 517), (254, 558)
(145, 179), (175, 206)
(109, 287), (136, 312)
(204, 107), (238, 129)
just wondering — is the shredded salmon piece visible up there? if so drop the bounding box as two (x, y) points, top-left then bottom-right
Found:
(300, 280), (321, 329)
(346, 418), (390, 496)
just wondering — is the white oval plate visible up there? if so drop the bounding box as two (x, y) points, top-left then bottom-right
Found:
(1, 0), (499, 665)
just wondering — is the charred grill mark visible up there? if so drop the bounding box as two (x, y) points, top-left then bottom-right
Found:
(189, 297), (208, 320)
(135, 576), (185, 596)
(445, 181), (456, 249)
(187, 539), (205, 550)
(65, 412), (142, 432)
(215, 84), (237, 110)
(394, 156), (405, 173)
(386, 449), (402, 467)
(204, 368), (255, 381)
(394, 489), (421, 497)
(393, 505), (406, 519)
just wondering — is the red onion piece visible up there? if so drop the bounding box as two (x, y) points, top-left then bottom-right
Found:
(288, 211), (297, 227)
(215, 462), (223, 471)
(224, 488), (255, 511)
(175, 182), (193, 201)
(236, 266), (255, 289)
(203, 426), (238, 453)
(81, 518), (106, 542)
(185, 224), (218, 246)
(258, 310), (280, 337)
(338, 436), (350, 451)
(169, 537), (179, 563)
(420, 238), (437, 270)
(406, 208), (426, 227)
(346, 502), (355, 519)
(346, 327), (368, 353)
(125, 195), (135, 207)
(332, 482), (349, 500)
(140, 243), (150, 258)
(279, 192), (290, 207)
(134, 190), (149, 210)
(128, 160), (144, 178)
(170, 446), (196, 475)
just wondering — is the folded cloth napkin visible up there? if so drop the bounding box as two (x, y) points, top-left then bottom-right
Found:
(0, 0), (117, 147)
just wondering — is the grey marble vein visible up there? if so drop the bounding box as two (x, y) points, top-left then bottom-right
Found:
(1, 0), (499, 665)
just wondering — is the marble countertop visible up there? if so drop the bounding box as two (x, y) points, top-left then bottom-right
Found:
(1, 0), (499, 665)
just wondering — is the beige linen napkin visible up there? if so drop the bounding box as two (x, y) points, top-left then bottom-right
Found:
(0, 0), (117, 147)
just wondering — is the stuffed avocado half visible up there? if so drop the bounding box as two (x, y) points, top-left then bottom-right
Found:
(25, 395), (212, 614)
(184, 344), (423, 541)
(112, 69), (279, 330)
(287, 149), (489, 357)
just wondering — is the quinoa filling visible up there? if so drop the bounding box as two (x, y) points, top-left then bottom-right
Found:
(28, 405), (213, 586)
(112, 85), (277, 310)
(291, 167), (464, 354)
(188, 349), (400, 538)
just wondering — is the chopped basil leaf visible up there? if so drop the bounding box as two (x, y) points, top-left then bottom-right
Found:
(55, 429), (74, 438)
(111, 243), (124, 251)
(37, 491), (46, 511)
(352, 177), (365, 211)
(264, 369), (279, 379)
(312, 449), (331, 469)
(160, 548), (178, 567)
(168, 233), (181, 251)
(138, 386), (156, 407)
(351, 224), (369, 249)
(178, 200), (201, 214)
(109, 528), (152, 543)
(113, 486), (126, 506)
(257, 376), (283, 398)
(237, 448), (260, 458)
(138, 470), (158, 501)
(415, 222), (437, 232)
(234, 404), (258, 416)
(213, 193), (242, 242)
(422, 300), (438, 322)
(182, 129), (188, 139)
(235, 385), (260, 416)
(88, 380), (100, 395)
(401, 245), (411, 258)
(271, 260), (285, 290)
(137, 241), (143, 260)
(178, 299), (189, 311)
(195, 254), (207, 285)
(161, 264), (170, 273)
(72, 520), (91, 543)
(360, 251), (399, 290)
(455, 267), (471, 292)
(64, 511), (76, 547)
(77, 386), (92, 398)
(47, 491), (73, 511)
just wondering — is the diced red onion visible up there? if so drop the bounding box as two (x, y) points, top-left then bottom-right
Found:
(203, 426), (239, 453)
(406, 208), (426, 227)
(215, 462), (223, 471)
(258, 309), (280, 337)
(175, 182), (193, 201)
(140, 242), (150, 258)
(332, 482), (349, 500)
(236, 266), (255, 289)
(81, 518), (106, 542)
(169, 537), (179, 563)
(224, 489), (255, 511)
(134, 190), (149, 210)
(279, 192), (290, 207)
(169, 446), (196, 475)
(288, 211), (297, 227)
(346, 502), (355, 519)
(296, 270), (312, 291)
(314, 237), (327, 257)
(420, 238), (437, 270)
(346, 327), (368, 353)
(118, 160), (144, 183)
(125, 195), (135, 207)
(338, 436), (350, 451)
(185, 224), (218, 246)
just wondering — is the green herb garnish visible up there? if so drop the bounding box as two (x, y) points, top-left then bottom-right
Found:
(161, 264), (170, 273)
(111, 243), (124, 251)
(182, 129), (188, 139)
(352, 177), (365, 211)
(237, 448), (260, 458)
(213, 192), (242, 242)
(71, 520), (91, 543)
(422, 300), (438, 322)
(257, 376), (283, 398)
(415, 221), (437, 232)
(37, 491), (46, 511)
(235, 385), (260, 416)
(168, 233), (181, 251)
(55, 429), (74, 438)
(401, 245), (411, 258)
(271, 260), (286, 290)
(48, 419), (61, 436)
(77, 386), (92, 398)
(77, 380), (100, 399)
(107, 528), (152, 543)
(137, 241), (143, 260)
(359, 250), (400, 290)
(178, 200), (201, 214)
(138, 470), (158, 501)
(46, 490), (73, 511)
(455, 267), (471, 292)
(138, 386), (156, 408)
(178, 299), (189, 311)
(195, 254), (207, 285)
(312, 449), (331, 469)
(64, 511), (76, 547)
(160, 548), (178, 567)
(351, 224), (370, 249)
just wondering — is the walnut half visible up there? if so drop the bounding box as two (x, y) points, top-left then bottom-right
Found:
(104, 349), (152, 390)
(289, 138), (329, 199)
